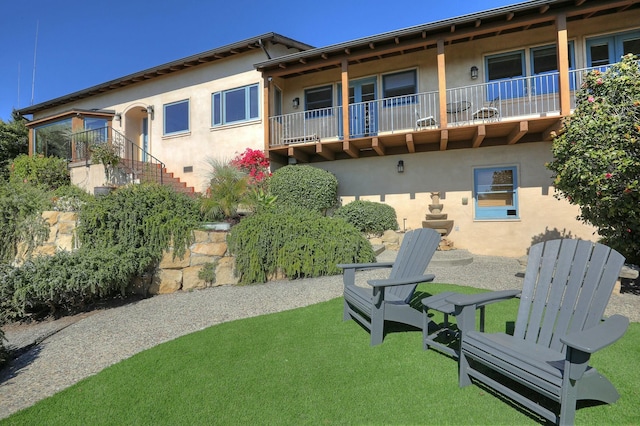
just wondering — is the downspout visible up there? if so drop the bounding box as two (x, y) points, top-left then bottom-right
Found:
(258, 38), (271, 60)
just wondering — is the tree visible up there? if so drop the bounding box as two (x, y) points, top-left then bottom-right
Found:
(0, 111), (29, 180)
(547, 54), (640, 265)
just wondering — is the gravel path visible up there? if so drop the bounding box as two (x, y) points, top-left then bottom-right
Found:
(1, 250), (638, 420)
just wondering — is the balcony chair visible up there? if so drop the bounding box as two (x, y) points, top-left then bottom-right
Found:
(415, 108), (436, 130)
(472, 97), (500, 121)
(445, 239), (628, 425)
(338, 228), (441, 346)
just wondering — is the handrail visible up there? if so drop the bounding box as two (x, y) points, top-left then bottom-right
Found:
(70, 127), (165, 184)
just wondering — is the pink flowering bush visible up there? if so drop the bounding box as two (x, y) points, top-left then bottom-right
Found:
(547, 54), (640, 264)
(231, 148), (271, 184)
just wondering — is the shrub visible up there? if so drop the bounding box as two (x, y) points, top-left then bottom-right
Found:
(78, 183), (200, 275)
(547, 54), (640, 265)
(333, 200), (399, 236)
(269, 165), (338, 213)
(198, 261), (218, 285)
(200, 158), (249, 221)
(0, 181), (51, 264)
(228, 206), (375, 284)
(10, 154), (70, 190)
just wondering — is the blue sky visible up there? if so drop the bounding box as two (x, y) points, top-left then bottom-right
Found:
(1, 0), (517, 121)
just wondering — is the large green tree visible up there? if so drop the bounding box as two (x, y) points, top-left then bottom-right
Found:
(547, 54), (640, 265)
(0, 111), (29, 180)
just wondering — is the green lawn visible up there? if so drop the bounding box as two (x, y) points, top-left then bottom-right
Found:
(3, 283), (639, 425)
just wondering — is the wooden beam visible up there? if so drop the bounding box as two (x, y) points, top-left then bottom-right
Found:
(506, 12), (515, 20)
(437, 40), (448, 128)
(440, 130), (449, 151)
(343, 140), (359, 158)
(316, 143), (335, 160)
(369, 42), (375, 49)
(341, 59), (350, 145)
(345, 48), (351, 55)
(372, 137), (386, 156)
(288, 146), (309, 163)
(405, 133), (415, 153)
(475, 19), (481, 27)
(539, 4), (550, 13)
(542, 120), (563, 141)
(556, 13), (571, 116)
(472, 125), (486, 148)
(508, 121), (528, 145)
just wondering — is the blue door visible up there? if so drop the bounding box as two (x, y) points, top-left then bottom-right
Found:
(339, 77), (377, 138)
(141, 118), (149, 162)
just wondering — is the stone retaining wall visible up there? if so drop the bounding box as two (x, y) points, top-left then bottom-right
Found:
(16, 212), (237, 295)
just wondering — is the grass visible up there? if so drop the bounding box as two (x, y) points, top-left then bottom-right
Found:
(2, 283), (639, 425)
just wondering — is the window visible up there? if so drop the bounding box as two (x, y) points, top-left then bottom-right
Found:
(212, 84), (260, 126)
(382, 70), (417, 106)
(474, 166), (519, 220)
(305, 85), (332, 111)
(530, 43), (576, 95)
(33, 119), (72, 159)
(486, 51), (526, 99)
(587, 30), (640, 69)
(164, 99), (190, 135)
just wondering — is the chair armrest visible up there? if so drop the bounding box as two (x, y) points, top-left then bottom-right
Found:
(368, 274), (435, 288)
(446, 289), (521, 307)
(561, 314), (629, 354)
(337, 262), (394, 271)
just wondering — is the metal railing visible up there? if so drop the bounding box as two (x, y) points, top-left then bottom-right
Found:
(70, 127), (165, 184)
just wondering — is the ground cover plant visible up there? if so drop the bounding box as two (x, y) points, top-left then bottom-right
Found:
(2, 283), (637, 425)
(228, 206), (375, 284)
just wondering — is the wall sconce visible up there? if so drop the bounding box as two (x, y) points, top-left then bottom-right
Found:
(470, 66), (479, 80)
(397, 160), (404, 173)
(292, 97), (300, 109)
(146, 105), (155, 119)
(114, 113), (122, 122)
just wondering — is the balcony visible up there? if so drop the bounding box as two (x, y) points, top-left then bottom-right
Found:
(267, 66), (599, 162)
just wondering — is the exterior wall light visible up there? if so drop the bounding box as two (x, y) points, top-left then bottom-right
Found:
(146, 105), (155, 119)
(292, 97), (300, 109)
(470, 66), (479, 80)
(114, 113), (122, 122)
(397, 160), (404, 173)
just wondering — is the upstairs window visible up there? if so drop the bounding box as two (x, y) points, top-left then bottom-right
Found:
(164, 99), (190, 135)
(212, 84), (260, 126)
(382, 70), (417, 106)
(586, 30), (640, 68)
(305, 85), (333, 111)
(474, 166), (519, 220)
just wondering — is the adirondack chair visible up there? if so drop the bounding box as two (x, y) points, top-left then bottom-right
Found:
(447, 239), (628, 425)
(338, 228), (441, 346)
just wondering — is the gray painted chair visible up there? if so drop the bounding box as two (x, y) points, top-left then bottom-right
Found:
(338, 228), (441, 346)
(447, 239), (628, 425)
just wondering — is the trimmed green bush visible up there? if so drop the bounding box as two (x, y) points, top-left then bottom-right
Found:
(228, 206), (375, 284)
(10, 154), (70, 190)
(333, 200), (399, 236)
(269, 165), (338, 213)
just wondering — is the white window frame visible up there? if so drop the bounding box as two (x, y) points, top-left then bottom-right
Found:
(473, 165), (519, 220)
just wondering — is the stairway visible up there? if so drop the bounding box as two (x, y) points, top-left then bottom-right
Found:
(122, 159), (195, 195)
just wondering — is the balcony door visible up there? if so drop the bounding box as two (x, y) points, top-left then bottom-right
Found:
(339, 77), (378, 138)
(587, 30), (640, 70)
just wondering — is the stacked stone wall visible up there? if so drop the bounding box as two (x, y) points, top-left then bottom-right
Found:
(16, 212), (237, 295)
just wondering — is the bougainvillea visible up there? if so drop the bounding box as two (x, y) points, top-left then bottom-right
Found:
(547, 54), (640, 264)
(231, 148), (271, 184)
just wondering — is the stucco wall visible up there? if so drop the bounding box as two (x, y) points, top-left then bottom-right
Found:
(313, 142), (597, 258)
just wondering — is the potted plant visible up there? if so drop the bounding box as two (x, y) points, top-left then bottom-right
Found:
(90, 142), (121, 195)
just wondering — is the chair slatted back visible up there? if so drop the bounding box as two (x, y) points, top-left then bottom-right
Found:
(514, 239), (625, 353)
(387, 228), (441, 303)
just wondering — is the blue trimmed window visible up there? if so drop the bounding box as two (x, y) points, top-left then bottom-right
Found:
(212, 84), (260, 126)
(586, 30), (640, 68)
(304, 85), (333, 118)
(164, 99), (190, 135)
(474, 166), (519, 220)
(382, 70), (417, 106)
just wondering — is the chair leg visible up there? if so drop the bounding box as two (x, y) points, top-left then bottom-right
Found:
(458, 352), (472, 387)
(370, 291), (385, 346)
(559, 374), (578, 426)
(343, 299), (351, 321)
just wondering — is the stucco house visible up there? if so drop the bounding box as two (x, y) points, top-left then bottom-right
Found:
(17, 0), (640, 257)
